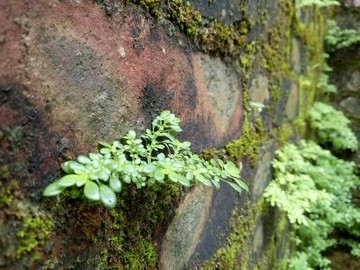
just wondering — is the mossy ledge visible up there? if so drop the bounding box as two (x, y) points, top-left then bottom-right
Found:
(95, 0), (249, 57)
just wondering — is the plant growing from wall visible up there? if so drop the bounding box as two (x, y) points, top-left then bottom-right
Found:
(325, 19), (360, 52)
(264, 140), (360, 269)
(43, 111), (248, 208)
(308, 102), (358, 151)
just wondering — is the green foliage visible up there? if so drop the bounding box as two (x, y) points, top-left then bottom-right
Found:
(325, 20), (360, 52)
(16, 217), (54, 259)
(264, 140), (360, 269)
(317, 73), (337, 94)
(308, 102), (358, 151)
(43, 111), (247, 208)
(296, 0), (339, 8)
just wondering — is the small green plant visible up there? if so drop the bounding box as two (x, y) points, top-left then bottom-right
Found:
(308, 102), (358, 151)
(264, 140), (360, 269)
(43, 111), (248, 208)
(325, 20), (360, 52)
(317, 73), (337, 94)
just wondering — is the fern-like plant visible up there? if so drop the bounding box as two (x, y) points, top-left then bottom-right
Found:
(325, 20), (360, 52)
(308, 102), (358, 151)
(43, 111), (248, 208)
(264, 140), (360, 269)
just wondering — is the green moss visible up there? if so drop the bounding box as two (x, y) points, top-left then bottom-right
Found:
(125, 0), (249, 56)
(272, 123), (293, 146)
(200, 199), (290, 270)
(199, 200), (264, 269)
(293, 7), (328, 135)
(225, 114), (265, 165)
(79, 182), (185, 269)
(0, 177), (55, 266)
(0, 167), (17, 206)
(16, 217), (54, 259)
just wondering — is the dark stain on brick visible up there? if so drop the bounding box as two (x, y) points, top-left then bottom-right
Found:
(184, 77), (198, 110)
(141, 83), (172, 125)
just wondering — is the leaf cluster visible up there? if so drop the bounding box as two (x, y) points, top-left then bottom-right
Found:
(325, 20), (360, 52)
(43, 111), (248, 208)
(264, 140), (360, 269)
(308, 102), (358, 151)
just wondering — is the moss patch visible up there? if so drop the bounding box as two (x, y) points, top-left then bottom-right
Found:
(0, 166), (55, 267)
(199, 199), (290, 270)
(225, 115), (265, 165)
(51, 181), (186, 269)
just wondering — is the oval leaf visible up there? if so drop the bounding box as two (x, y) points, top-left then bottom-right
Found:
(99, 141), (112, 148)
(84, 181), (100, 201)
(100, 185), (117, 208)
(234, 178), (249, 192)
(194, 173), (212, 187)
(228, 182), (243, 193)
(77, 155), (91, 165)
(43, 182), (64, 196)
(143, 164), (155, 174)
(177, 174), (191, 187)
(60, 161), (77, 173)
(154, 169), (165, 182)
(109, 176), (122, 193)
(76, 175), (88, 187)
(225, 161), (240, 177)
(169, 171), (190, 187)
(211, 179), (221, 189)
(57, 174), (79, 187)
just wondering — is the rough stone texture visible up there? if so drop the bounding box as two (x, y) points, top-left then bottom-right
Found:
(160, 185), (213, 270)
(340, 96), (360, 117)
(249, 74), (270, 118)
(252, 140), (276, 202)
(286, 82), (299, 120)
(0, 0), (321, 269)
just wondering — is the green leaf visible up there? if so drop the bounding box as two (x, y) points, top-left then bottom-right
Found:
(194, 173), (212, 186)
(225, 161), (240, 177)
(68, 162), (86, 173)
(169, 171), (190, 187)
(234, 178), (249, 192)
(228, 182), (243, 193)
(160, 110), (171, 119)
(76, 175), (88, 187)
(84, 181), (100, 201)
(109, 176), (122, 192)
(100, 185), (117, 208)
(100, 148), (111, 154)
(124, 164), (136, 174)
(186, 171), (194, 180)
(123, 175), (131, 184)
(60, 161), (77, 173)
(77, 155), (91, 164)
(96, 170), (110, 181)
(154, 169), (165, 182)
(143, 164), (155, 174)
(99, 141), (112, 148)
(43, 182), (65, 196)
(128, 130), (136, 138)
(211, 179), (221, 189)
(57, 174), (80, 187)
